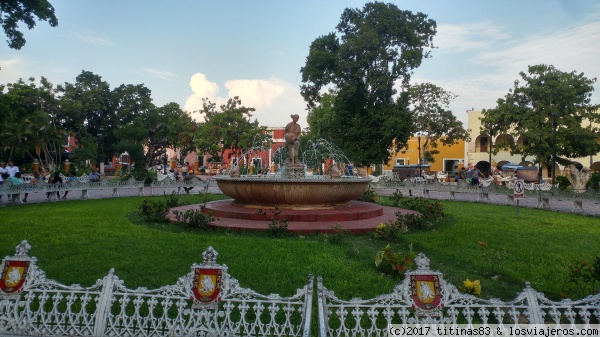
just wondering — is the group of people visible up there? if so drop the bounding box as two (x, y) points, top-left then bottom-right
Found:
(0, 162), (104, 203)
(455, 166), (482, 186)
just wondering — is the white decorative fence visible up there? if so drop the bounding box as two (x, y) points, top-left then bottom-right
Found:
(317, 253), (600, 337)
(3, 241), (599, 337)
(373, 178), (600, 212)
(0, 176), (212, 203)
(0, 241), (313, 337)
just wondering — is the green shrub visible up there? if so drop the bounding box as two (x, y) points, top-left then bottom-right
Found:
(555, 175), (570, 190)
(400, 197), (446, 228)
(258, 208), (289, 237)
(163, 191), (181, 208)
(357, 186), (378, 203)
(587, 172), (600, 191)
(562, 256), (600, 299)
(325, 224), (350, 244)
(172, 205), (215, 229)
(372, 220), (408, 243)
(138, 199), (169, 222)
(389, 189), (404, 207)
(374, 244), (414, 278)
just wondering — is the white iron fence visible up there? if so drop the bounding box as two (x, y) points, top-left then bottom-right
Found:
(0, 241), (313, 337)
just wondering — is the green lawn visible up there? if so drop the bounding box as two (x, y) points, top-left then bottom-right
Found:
(0, 194), (598, 301)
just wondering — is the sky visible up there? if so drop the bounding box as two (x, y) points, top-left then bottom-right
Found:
(2, 0), (600, 129)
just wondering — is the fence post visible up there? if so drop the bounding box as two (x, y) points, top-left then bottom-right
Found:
(301, 274), (314, 337)
(523, 282), (544, 324)
(93, 269), (117, 337)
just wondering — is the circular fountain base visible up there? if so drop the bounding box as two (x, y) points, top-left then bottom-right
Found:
(168, 200), (418, 234)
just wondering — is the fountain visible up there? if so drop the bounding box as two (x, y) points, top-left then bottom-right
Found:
(171, 115), (416, 233)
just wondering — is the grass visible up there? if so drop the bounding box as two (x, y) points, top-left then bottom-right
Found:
(0, 193), (599, 301)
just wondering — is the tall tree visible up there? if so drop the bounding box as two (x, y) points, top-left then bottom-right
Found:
(0, 0), (58, 50)
(409, 82), (469, 163)
(195, 97), (266, 163)
(0, 77), (63, 169)
(300, 2), (436, 166)
(481, 64), (600, 167)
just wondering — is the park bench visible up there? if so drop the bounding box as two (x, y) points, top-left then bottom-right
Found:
(317, 253), (600, 336)
(0, 240), (313, 337)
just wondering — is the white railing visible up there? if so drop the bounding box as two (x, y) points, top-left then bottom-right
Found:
(2, 242), (598, 337)
(0, 241), (313, 337)
(317, 253), (600, 337)
(0, 175), (212, 203)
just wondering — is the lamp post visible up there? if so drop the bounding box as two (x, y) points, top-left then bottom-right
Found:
(551, 112), (558, 182)
(417, 132), (422, 177)
(163, 123), (168, 175)
(538, 132), (543, 182)
(96, 130), (102, 171)
(487, 123), (493, 176)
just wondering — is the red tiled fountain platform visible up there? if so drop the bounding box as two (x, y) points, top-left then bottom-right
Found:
(168, 200), (418, 234)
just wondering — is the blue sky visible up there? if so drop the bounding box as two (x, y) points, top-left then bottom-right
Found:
(2, 0), (599, 128)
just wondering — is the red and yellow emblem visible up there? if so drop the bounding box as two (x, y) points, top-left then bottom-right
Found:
(0, 260), (31, 294)
(410, 274), (442, 311)
(192, 268), (222, 303)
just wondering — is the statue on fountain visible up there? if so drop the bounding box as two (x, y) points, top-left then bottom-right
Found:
(283, 114), (305, 178)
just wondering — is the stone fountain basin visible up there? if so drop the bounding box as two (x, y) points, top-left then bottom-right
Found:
(214, 175), (372, 209)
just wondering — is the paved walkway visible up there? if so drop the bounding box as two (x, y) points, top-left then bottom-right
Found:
(2, 180), (599, 216)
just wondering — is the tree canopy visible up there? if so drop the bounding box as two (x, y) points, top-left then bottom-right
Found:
(481, 64), (600, 167)
(408, 82), (469, 163)
(1, 0), (58, 50)
(300, 2), (436, 166)
(195, 97), (268, 164)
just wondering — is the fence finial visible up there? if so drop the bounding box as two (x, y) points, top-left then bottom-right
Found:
(15, 240), (31, 257)
(414, 253), (430, 271)
(202, 246), (218, 266)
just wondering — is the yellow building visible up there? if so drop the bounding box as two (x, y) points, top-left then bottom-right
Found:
(467, 110), (600, 177)
(383, 136), (465, 175)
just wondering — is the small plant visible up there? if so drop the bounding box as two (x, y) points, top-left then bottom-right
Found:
(389, 189), (403, 207)
(562, 257), (599, 299)
(372, 220), (408, 243)
(555, 175), (570, 190)
(461, 279), (481, 296)
(325, 223), (350, 244)
(396, 212), (427, 231)
(172, 204), (215, 229)
(374, 244), (415, 278)
(357, 186), (378, 203)
(402, 197), (446, 229)
(478, 241), (507, 275)
(138, 199), (169, 222)
(265, 208), (288, 237)
(163, 191), (182, 208)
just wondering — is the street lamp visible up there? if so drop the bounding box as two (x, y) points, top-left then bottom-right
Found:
(551, 112), (558, 182)
(487, 123), (493, 176)
(417, 132), (422, 177)
(96, 130), (102, 171)
(538, 132), (543, 182)
(163, 123), (168, 175)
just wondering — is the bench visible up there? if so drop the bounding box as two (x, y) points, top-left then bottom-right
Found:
(317, 253), (600, 336)
(0, 240), (313, 337)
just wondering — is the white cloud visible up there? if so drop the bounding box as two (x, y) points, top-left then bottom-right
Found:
(184, 73), (307, 127)
(478, 21), (600, 76)
(0, 57), (28, 85)
(76, 32), (112, 46)
(434, 21), (510, 53)
(141, 67), (176, 80)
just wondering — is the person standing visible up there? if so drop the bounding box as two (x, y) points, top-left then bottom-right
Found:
(470, 166), (481, 186)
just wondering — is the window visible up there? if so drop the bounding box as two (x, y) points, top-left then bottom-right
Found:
(395, 158), (406, 165)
